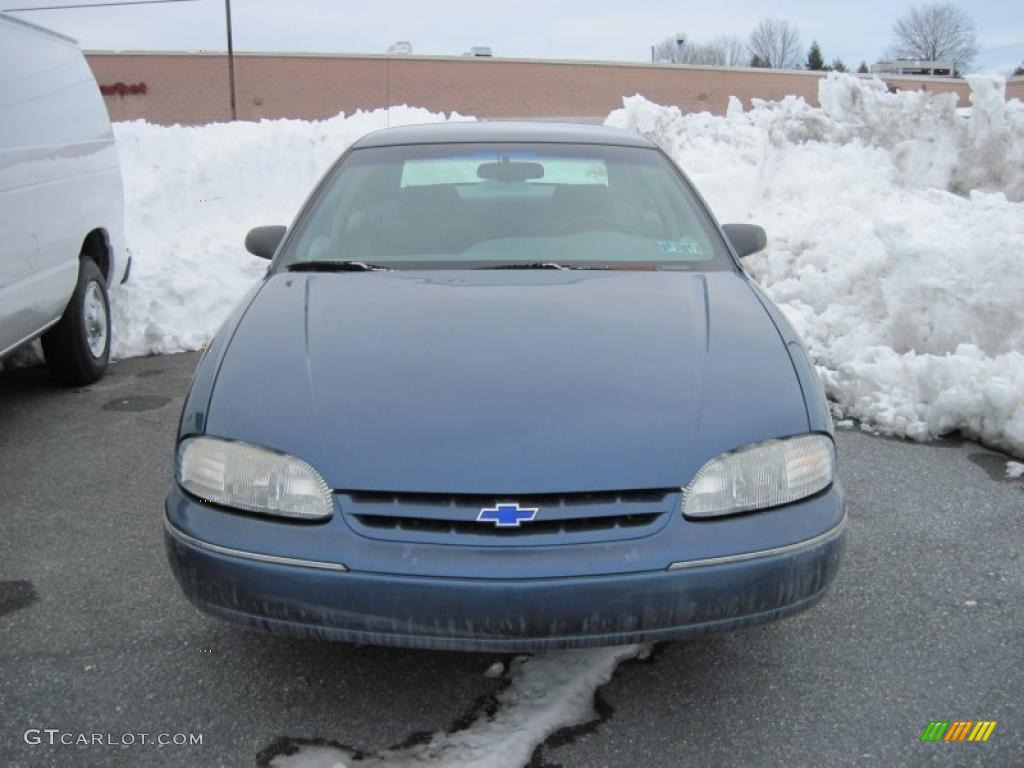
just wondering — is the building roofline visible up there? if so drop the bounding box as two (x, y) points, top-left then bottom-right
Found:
(81, 49), (976, 83)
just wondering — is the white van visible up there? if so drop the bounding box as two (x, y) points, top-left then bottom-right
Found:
(0, 14), (128, 384)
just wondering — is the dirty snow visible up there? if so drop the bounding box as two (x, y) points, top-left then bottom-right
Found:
(607, 74), (1024, 457)
(1007, 461), (1024, 479)
(270, 645), (645, 768)
(103, 75), (1024, 458)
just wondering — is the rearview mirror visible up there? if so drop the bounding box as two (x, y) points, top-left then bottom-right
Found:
(722, 223), (767, 258)
(245, 225), (286, 259)
(477, 161), (545, 182)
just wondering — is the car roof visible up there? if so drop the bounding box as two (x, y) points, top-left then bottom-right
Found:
(351, 121), (656, 149)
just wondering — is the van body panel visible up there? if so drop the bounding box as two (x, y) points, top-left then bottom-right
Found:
(0, 14), (126, 357)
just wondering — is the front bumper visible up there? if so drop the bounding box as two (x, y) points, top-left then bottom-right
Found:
(164, 511), (846, 652)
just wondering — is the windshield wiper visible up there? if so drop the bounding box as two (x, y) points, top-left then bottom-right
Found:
(478, 262), (594, 270)
(286, 260), (395, 272)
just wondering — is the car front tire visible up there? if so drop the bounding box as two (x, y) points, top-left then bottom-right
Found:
(42, 258), (110, 385)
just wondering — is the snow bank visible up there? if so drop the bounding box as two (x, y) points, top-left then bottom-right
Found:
(109, 106), (472, 358)
(607, 74), (1024, 457)
(270, 645), (645, 768)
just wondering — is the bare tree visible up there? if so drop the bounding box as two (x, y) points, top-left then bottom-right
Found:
(652, 33), (747, 67)
(652, 35), (687, 63)
(889, 3), (980, 72)
(714, 35), (749, 67)
(748, 18), (803, 69)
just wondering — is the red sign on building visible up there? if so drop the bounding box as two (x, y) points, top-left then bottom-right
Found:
(99, 82), (147, 97)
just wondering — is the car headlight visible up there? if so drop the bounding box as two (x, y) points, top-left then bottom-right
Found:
(176, 436), (333, 520)
(683, 434), (835, 519)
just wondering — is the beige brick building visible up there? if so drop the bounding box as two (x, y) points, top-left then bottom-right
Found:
(85, 51), (1024, 126)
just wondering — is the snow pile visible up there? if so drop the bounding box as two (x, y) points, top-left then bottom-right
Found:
(607, 74), (1024, 457)
(271, 645), (645, 768)
(1007, 461), (1024, 479)
(108, 107), (472, 358)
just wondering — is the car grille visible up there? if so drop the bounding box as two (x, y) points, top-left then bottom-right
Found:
(338, 489), (677, 546)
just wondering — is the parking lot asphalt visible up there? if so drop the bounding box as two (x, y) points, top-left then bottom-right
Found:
(1, 350), (1022, 767)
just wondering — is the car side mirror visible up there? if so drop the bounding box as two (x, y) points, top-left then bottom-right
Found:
(722, 223), (767, 258)
(245, 225), (286, 259)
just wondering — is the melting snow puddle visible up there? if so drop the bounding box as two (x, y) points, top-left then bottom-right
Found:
(269, 644), (648, 768)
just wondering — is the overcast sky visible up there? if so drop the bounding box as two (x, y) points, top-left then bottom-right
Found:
(5, 0), (1022, 74)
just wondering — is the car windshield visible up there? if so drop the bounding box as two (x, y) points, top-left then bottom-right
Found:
(277, 142), (732, 270)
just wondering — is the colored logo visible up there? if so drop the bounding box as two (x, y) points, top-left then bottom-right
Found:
(477, 502), (539, 528)
(921, 721), (997, 742)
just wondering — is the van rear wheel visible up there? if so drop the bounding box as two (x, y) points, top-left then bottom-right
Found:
(42, 259), (110, 385)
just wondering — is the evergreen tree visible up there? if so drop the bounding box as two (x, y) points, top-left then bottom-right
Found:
(831, 58), (848, 72)
(1014, 63), (1024, 76)
(857, 61), (870, 73)
(750, 53), (768, 68)
(806, 41), (826, 70)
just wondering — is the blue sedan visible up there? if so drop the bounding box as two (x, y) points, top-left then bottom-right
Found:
(165, 122), (845, 651)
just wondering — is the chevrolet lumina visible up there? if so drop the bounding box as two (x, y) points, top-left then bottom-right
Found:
(165, 122), (845, 651)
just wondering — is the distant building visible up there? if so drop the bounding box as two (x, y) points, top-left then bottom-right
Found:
(86, 51), (1013, 126)
(872, 59), (953, 77)
(465, 46), (492, 58)
(386, 41), (413, 55)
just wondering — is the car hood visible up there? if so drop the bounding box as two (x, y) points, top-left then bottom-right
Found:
(205, 270), (808, 493)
